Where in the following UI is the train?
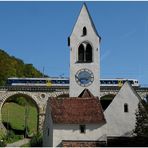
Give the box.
[6,77,140,87]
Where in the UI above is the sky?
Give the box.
[0,1,148,86]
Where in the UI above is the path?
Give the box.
[6,138,30,147]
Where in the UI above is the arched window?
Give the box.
[78,44,85,62]
[86,43,92,62]
[83,27,87,36]
[124,103,128,113]
[78,42,93,63]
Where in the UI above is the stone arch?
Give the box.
[0,91,40,132]
[100,94,116,111]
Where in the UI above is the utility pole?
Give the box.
[7,103,9,132]
[24,103,28,138]
[43,66,45,78]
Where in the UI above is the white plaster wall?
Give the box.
[104,82,140,137]
[69,4,100,97]
[53,123,106,147]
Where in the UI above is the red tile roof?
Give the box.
[49,94,105,124]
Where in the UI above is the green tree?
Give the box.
[133,102,148,137]
[0,49,44,86]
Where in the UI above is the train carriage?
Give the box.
[6,77,139,87]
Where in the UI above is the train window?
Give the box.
[21,80,26,83]
[129,81,134,84]
[30,80,33,83]
[65,80,69,84]
[113,81,117,84]
[51,80,55,84]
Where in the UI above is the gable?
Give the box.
[105,82,141,113]
[104,82,141,136]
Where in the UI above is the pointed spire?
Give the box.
[82,3,100,37]
[70,3,100,38]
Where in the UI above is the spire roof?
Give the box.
[82,3,100,38]
[70,3,101,39]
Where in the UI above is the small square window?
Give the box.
[80,125,86,133]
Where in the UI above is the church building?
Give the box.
[43,3,142,147]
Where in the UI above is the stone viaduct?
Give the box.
[0,86,148,132]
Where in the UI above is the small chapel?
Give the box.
[43,3,142,147]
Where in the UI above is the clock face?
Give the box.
[75,69,94,87]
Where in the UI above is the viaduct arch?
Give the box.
[0,89,69,132]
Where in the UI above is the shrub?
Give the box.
[0,139,6,147]
[3,130,23,144]
[29,132,43,147]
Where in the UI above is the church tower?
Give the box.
[68,3,101,97]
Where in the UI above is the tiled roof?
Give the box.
[49,95,105,124]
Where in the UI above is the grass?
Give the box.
[0,129,6,139]
[2,102,38,135]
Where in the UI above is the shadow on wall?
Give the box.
[100,94,116,111]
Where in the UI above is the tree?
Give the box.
[0,49,43,86]
[133,102,148,137]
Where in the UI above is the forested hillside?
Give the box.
[0,49,43,85]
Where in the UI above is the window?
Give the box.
[78,44,85,62]
[80,125,86,133]
[83,27,87,36]
[47,128,49,136]
[124,103,128,113]
[68,37,70,46]
[86,44,92,62]
[78,42,92,63]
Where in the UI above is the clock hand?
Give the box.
[75,75,80,81]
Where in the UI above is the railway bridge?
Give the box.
[0,85,148,131]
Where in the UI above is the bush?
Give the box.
[3,130,23,144]
[29,132,42,147]
[0,139,6,147]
